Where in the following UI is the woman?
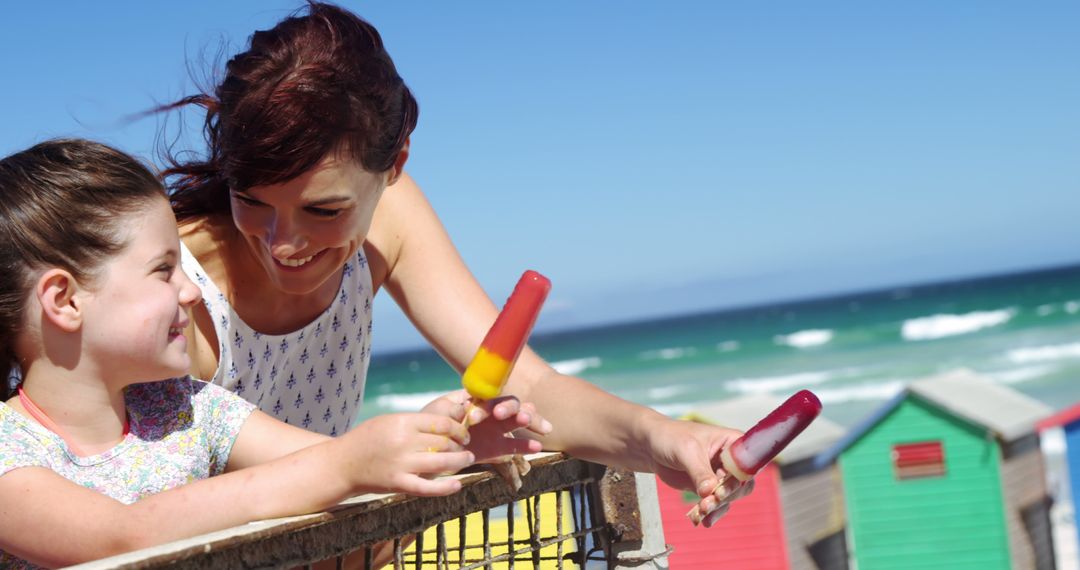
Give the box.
[164,1,745,527]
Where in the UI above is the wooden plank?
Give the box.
[68,453,598,569]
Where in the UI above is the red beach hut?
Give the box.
[656,393,846,569]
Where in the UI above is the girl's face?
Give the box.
[229,153,389,296]
[80,198,202,383]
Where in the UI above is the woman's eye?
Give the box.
[307,207,342,218]
[233,194,263,207]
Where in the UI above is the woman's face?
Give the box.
[229,153,389,296]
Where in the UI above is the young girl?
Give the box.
[0,139,541,568]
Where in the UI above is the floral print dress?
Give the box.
[0,377,255,568]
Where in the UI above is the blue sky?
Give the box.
[3,2,1078,351]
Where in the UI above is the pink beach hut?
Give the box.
[656,393,846,569]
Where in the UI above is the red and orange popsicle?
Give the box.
[462,270,551,401]
[688,389,822,525]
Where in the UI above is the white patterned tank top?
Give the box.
[180,242,373,437]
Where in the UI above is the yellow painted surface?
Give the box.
[387,491,579,569]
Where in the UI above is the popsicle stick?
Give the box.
[460,400,530,490]
[686,474,744,526]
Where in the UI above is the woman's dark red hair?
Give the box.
[161,1,418,221]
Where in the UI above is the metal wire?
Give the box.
[393,481,615,569]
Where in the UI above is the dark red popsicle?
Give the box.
[688,389,822,525]
[720,389,823,481]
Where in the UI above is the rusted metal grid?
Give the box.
[68,452,649,569]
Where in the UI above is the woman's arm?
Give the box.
[0,411,472,567]
[371,174,742,506]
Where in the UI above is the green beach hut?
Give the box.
[816,369,1054,570]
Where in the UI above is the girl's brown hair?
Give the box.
[0,139,165,397]
[161,1,418,221]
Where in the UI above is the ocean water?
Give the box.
[361,264,1080,430]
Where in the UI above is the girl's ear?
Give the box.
[36,269,83,333]
[385,138,410,187]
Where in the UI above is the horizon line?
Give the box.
[373,257,1080,357]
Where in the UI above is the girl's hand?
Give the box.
[422,390,549,462]
[340,412,475,496]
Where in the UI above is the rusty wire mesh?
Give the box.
[388,481,609,569]
[69,453,644,570]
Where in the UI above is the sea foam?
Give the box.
[725,369,851,395]
[551,356,602,376]
[985,365,1056,384]
[373,390,450,412]
[717,340,741,353]
[638,347,697,361]
[814,380,906,404]
[774,329,834,348]
[647,384,693,400]
[1006,342,1080,364]
[1035,301,1080,316]
[901,309,1015,341]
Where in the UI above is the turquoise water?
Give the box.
[361,264,1080,429]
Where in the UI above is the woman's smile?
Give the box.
[273,249,328,271]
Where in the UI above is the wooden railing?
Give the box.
[66,453,670,569]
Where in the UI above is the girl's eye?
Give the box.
[156,264,175,277]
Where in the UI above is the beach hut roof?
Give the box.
[815,369,1051,468]
[909,369,1051,440]
[687,393,845,464]
[1037,402,1080,431]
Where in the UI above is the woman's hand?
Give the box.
[422,390,549,462]
[339,412,475,496]
[642,416,754,528]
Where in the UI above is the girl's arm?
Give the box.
[371,174,742,508]
[0,411,472,567]
[223,409,330,471]
[223,399,545,475]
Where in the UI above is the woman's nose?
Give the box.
[266,213,308,258]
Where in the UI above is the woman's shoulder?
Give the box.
[179,216,244,299]
[366,172,438,289]
[179,217,232,265]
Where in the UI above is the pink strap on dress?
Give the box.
[17,385,128,457]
